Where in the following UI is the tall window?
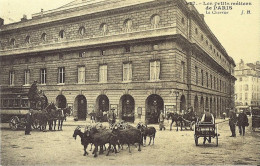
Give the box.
[195,66,198,84]
[10,38,15,46]
[100,23,108,35]
[59,30,65,39]
[181,61,185,82]
[217,78,219,90]
[124,19,133,32]
[9,71,15,86]
[99,64,107,83]
[206,72,208,87]
[123,62,132,82]
[210,74,212,89]
[40,68,47,84]
[24,70,30,85]
[201,70,204,86]
[25,36,30,44]
[58,67,65,84]
[78,66,85,84]
[220,80,222,91]
[150,60,160,81]
[151,14,160,28]
[41,33,47,41]
[79,26,86,36]
[214,76,216,89]
[244,84,248,91]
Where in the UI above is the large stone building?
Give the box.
[235,60,260,106]
[0,0,236,123]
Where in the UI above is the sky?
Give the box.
[0,0,259,65]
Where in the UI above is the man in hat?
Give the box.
[229,108,237,137]
[108,109,116,126]
[200,108,214,144]
[25,109,33,135]
[159,110,166,131]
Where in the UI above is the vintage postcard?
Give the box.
[0,0,259,165]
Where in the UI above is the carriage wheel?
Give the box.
[32,119,40,130]
[9,116,19,130]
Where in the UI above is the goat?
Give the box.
[137,123,156,146]
[85,127,118,157]
[72,126,91,156]
[112,127,142,153]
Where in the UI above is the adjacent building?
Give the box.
[0,0,236,123]
[235,60,260,106]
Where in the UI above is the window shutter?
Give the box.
[156,61,160,80]
[129,63,132,81]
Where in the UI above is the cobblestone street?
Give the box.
[1,118,260,165]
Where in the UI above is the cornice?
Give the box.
[0,26,177,57]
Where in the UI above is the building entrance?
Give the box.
[121,95,135,123]
[56,95,66,108]
[145,94,164,124]
[75,95,87,120]
[96,95,109,122]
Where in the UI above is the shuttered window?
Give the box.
[150,60,160,81]
[99,65,107,83]
[78,66,85,84]
[24,70,30,85]
[123,63,132,82]
[9,71,15,86]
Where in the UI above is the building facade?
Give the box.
[235,60,260,106]
[0,0,236,123]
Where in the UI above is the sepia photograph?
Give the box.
[0,0,259,165]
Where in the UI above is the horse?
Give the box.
[166,112,184,131]
[56,107,71,131]
[182,110,199,130]
[45,103,59,131]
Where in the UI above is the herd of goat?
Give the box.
[73,122,156,157]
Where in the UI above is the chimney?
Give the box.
[0,18,4,27]
[21,14,27,21]
[41,9,44,17]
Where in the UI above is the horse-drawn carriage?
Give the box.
[167,109,198,131]
[251,106,260,131]
[0,84,71,131]
[194,121,219,146]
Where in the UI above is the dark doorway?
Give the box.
[56,95,66,108]
[75,95,87,120]
[145,94,164,124]
[194,96,199,114]
[200,97,204,117]
[180,95,186,113]
[96,95,109,122]
[120,95,135,123]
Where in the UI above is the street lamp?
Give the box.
[175,91,179,113]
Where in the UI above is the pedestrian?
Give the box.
[229,108,237,137]
[237,109,249,136]
[25,109,33,135]
[200,108,214,144]
[90,111,96,124]
[108,109,116,126]
[223,112,226,120]
[159,110,166,131]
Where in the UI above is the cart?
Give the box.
[251,106,260,132]
[194,122,219,146]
